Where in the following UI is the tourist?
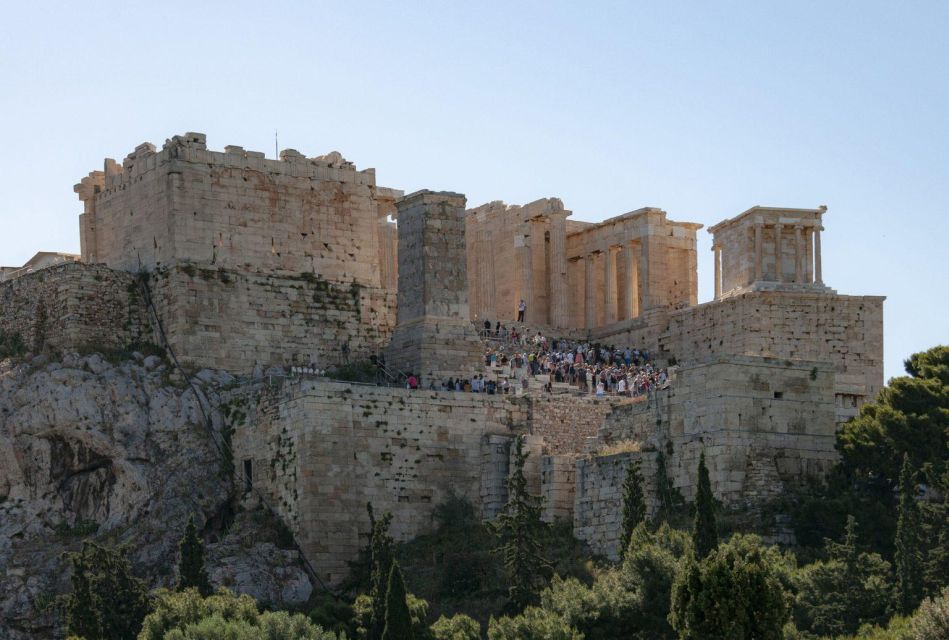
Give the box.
[517,299,526,322]
[407,373,418,390]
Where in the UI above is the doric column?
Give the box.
[793,225,803,283]
[479,229,496,317]
[604,246,617,324]
[814,226,823,284]
[548,213,568,326]
[517,231,533,322]
[623,241,638,319]
[713,243,722,299]
[584,253,595,329]
[774,223,784,282]
[754,222,763,282]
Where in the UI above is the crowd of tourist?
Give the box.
[427,320,672,397]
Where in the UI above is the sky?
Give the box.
[1,1,946,381]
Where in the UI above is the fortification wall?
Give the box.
[147,265,396,373]
[572,356,838,558]
[232,380,528,585]
[0,262,146,355]
[528,395,631,455]
[574,452,659,559]
[77,134,402,288]
[598,290,884,417]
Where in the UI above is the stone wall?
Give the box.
[76,134,402,287]
[147,264,396,373]
[232,380,528,584]
[573,452,659,560]
[596,289,885,420]
[529,395,630,454]
[0,262,145,355]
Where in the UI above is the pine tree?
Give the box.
[491,434,549,611]
[368,505,395,640]
[177,515,212,596]
[692,451,718,558]
[619,458,646,560]
[895,453,923,614]
[382,561,414,640]
[65,552,102,640]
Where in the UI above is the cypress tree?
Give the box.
[491,434,549,611]
[65,552,102,640]
[63,541,150,640]
[369,507,395,640]
[382,561,414,640]
[619,458,646,560]
[654,448,683,523]
[692,451,718,558]
[176,515,212,596]
[895,453,923,614]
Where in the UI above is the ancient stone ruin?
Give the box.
[1,132,885,583]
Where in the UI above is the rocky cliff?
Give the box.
[0,352,312,639]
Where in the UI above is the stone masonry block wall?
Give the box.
[78,134,401,287]
[529,395,629,454]
[542,454,578,523]
[0,262,146,354]
[658,290,885,401]
[574,452,659,560]
[148,264,395,372]
[232,380,527,585]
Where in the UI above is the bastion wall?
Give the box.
[0,262,146,355]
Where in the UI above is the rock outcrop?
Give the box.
[0,353,311,639]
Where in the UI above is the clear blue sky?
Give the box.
[1,1,946,381]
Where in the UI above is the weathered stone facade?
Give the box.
[0,262,146,354]
[386,191,483,384]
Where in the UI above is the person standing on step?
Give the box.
[517,299,526,322]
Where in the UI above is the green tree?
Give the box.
[669,534,791,640]
[491,434,549,611]
[619,459,646,560]
[653,449,684,524]
[911,587,949,639]
[64,552,101,640]
[924,470,949,596]
[895,454,924,615]
[837,345,948,486]
[139,588,336,640]
[177,515,212,596]
[430,613,480,640]
[382,562,414,640]
[487,607,583,640]
[368,504,395,640]
[692,452,718,558]
[63,541,151,640]
[793,515,893,636]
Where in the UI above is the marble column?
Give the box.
[623,242,639,319]
[793,225,803,283]
[604,246,617,324]
[774,223,784,282]
[814,226,823,284]
[517,232,532,322]
[754,223,763,282]
[548,214,568,326]
[584,253,595,329]
[713,243,722,299]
